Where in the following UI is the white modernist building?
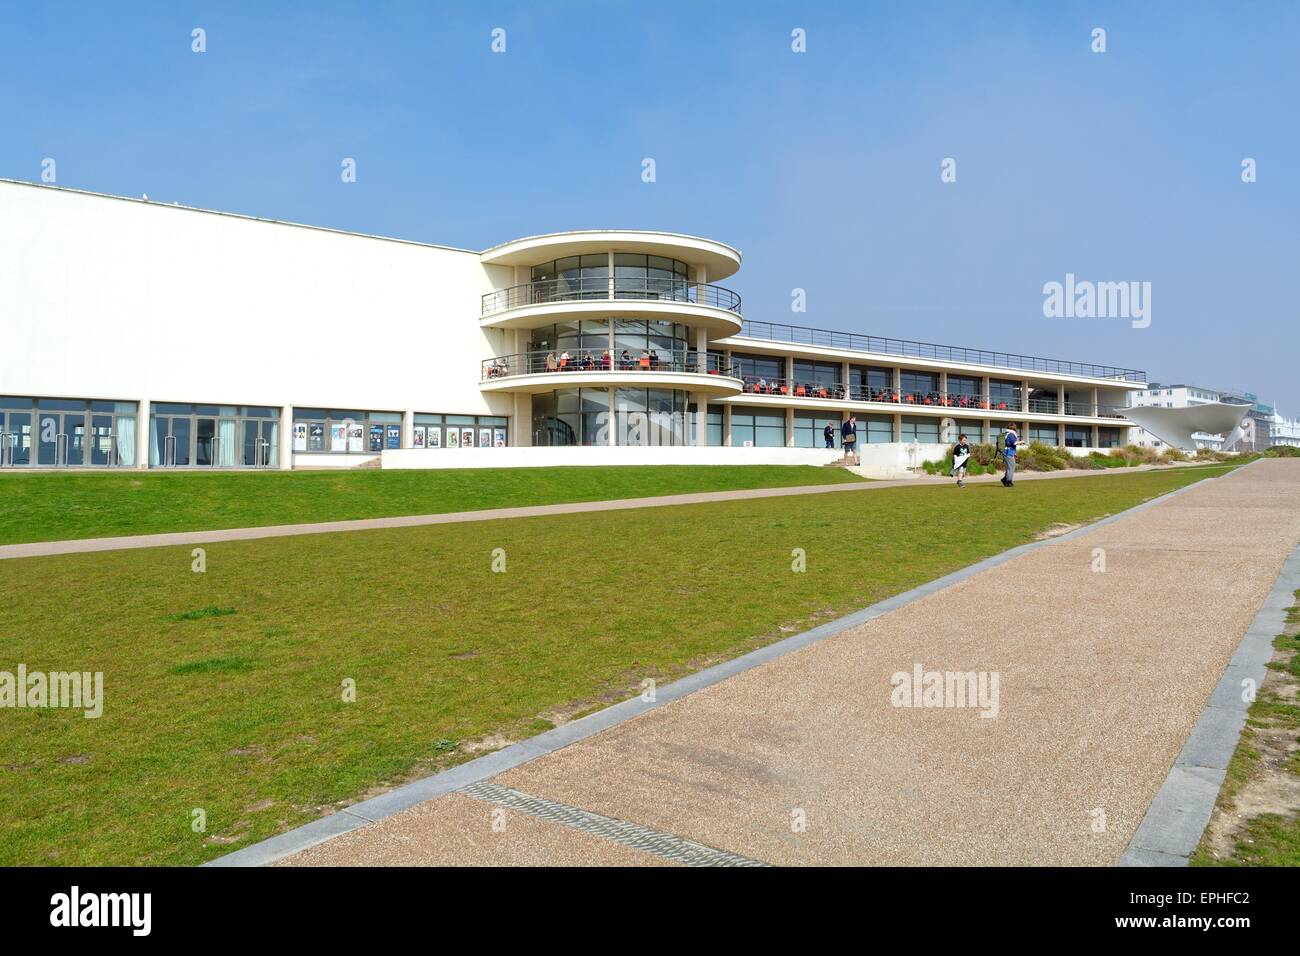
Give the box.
[1,179,1146,472]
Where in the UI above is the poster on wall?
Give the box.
[493,429,506,448]
[329,423,348,453]
[386,425,401,449]
[309,423,325,452]
[368,425,384,452]
[478,428,491,448]
[413,427,425,449]
[293,423,308,452]
[461,428,475,448]
[446,428,459,449]
[428,427,441,449]
[348,423,365,453]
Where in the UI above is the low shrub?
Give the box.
[1265,445,1300,458]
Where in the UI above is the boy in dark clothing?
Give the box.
[823,423,835,449]
[951,433,972,488]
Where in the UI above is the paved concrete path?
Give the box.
[268,459,1300,867]
[0,461,1198,560]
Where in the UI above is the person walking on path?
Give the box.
[841,415,859,465]
[823,422,835,449]
[1001,425,1021,486]
[952,433,972,488]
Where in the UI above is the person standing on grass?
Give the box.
[952,433,972,488]
[842,415,859,465]
[1001,424,1021,486]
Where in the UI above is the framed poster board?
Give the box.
[329,423,348,453]
[493,428,506,448]
[478,428,491,448]
[412,426,425,449]
[292,423,307,452]
[428,427,442,449]
[348,423,365,453]
[385,424,401,449]
[368,424,384,452]
[446,428,459,449]
[460,428,475,448]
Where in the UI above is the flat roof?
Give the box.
[733,320,1147,384]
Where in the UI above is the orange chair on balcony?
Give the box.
[795,384,807,397]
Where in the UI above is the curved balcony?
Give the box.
[480,277,743,333]
[480,349,744,396]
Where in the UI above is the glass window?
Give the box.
[793,410,841,447]
[1098,427,1122,448]
[864,415,894,443]
[1029,423,1061,444]
[900,371,939,399]
[989,379,1021,411]
[901,416,941,443]
[729,407,785,447]
[1065,427,1090,448]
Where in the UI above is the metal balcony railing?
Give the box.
[482,277,742,317]
[482,349,739,381]
[735,320,1146,383]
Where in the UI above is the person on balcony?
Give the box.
[545,352,558,373]
[620,349,633,370]
[559,350,571,370]
[601,350,612,370]
[639,350,651,370]
[649,349,660,370]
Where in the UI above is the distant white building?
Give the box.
[1270,411,1300,448]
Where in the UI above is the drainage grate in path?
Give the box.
[459,781,768,867]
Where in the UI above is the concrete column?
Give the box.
[135,398,150,469]
[893,411,902,442]
[939,371,948,402]
[724,404,733,446]
[279,405,293,470]
[607,386,617,447]
[982,375,991,410]
[513,393,532,446]
[1057,382,1065,415]
[1058,422,1065,447]
[1022,379,1030,413]
[1092,424,1100,449]
[842,360,851,400]
[786,406,795,447]
[402,410,414,449]
[607,251,615,300]
[786,354,794,392]
[1092,387,1099,416]
[694,392,708,447]
[695,325,708,374]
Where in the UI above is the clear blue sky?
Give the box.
[3,2,1296,411]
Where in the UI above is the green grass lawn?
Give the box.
[1192,591,1300,867]
[0,463,1241,865]
[0,465,864,545]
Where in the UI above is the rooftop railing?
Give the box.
[734,320,1147,383]
[482,277,742,317]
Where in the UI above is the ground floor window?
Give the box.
[793,410,841,448]
[1,396,138,468]
[1097,426,1123,448]
[1064,426,1090,448]
[730,406,785,447]
[691,404,724,446]
[1028,423,1061,444]
[950,418,985,443]
[900,415,941,443]
[415,413,507,449]
[292,409,398,455]
[153,403,279,467]
[615,388,690,446]
[858,414,891,443]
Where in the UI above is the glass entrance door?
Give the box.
[35,411,87,466]
[195,418,217,466]
[242,420,277,467]
[154,416,192,467]
[1,412,32,466]
[89,415,115,466]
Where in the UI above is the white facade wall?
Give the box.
[0,181,507,417]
